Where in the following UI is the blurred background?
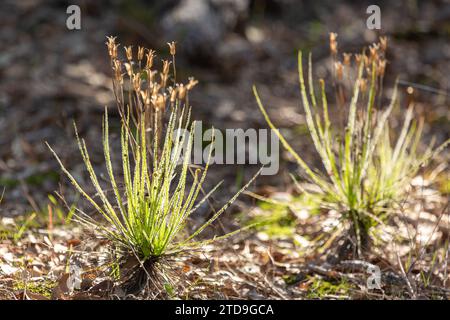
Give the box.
[0,0,449,216]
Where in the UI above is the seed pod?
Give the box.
[106,36,118,59]
[137,46,145,62]
[132,74,142,91]
[160,74,168,88]
[369,44,379,62]
[140,90,150,106]
[178,84,186,100]
[113,59,123,83]
[112,45,118,60]
[125,63,133,77]
[145,50,155,70]
[162,60,171,75]
[155,94,166,111]
[167,41,176,56]
[124,46,133,61]
[152,83,161,97]
[160,60,172,88]
[148,70,156,84]
[186,77,198,91]
[169,87,177,103]
[363,55,370,67]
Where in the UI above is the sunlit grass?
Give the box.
[47,39,259,292]
[254,37,449,254]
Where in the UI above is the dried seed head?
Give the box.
[377,59,386,77]
[148,70,156,83]
[363,54,370,67]
[162,60,171,75]
[124,46,133,61]
[112,45,119,60]
[106,36,118,59]
[334,61,343,81]
[140,90,150,105]
[106,38,195,114]
[112,59,121,71]
[145,50,155,70]
[178,84,186,100]
[167,41,176,56]
[125,63,133,77]
[106,36,116,48]
[152,83,161,97]
[186,77,198,91]
[369,44,379,63]
[379,36,387,52]
[160,60,172,88]
[169,86,177,103]
[132,73,142,91]
[343,53,352,66]
[113,59,123,83]
[137,46,145,62]
[160,74,168,88]
[329,32,338,42]
[155,94,166,111]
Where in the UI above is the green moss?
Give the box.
[282,273,305,285]
[164,282,175,298]
[306,276,352,299]
[13,279,57,298]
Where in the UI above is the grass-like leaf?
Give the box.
[47,39,260,288]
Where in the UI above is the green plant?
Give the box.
[241,192,321,240]
[254,36,449,255]
[13,278,57,299]
[47,194,76,225]
[47,38,258,292]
